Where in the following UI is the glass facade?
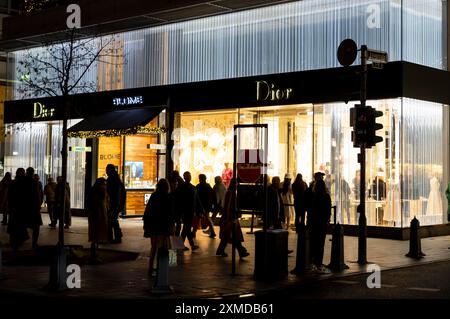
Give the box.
[9,0,445,99]
[3,120,86,209]
[173,98,449,228]
[96,115,164,215]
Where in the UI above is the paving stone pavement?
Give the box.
[1,215,449,299]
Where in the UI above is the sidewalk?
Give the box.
[1,215,450,299]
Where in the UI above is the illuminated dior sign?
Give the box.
[256,80,293,102]
[33,102,55,119]
[112,96,144,106]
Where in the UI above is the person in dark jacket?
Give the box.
[24,167,43,249]
[106,164,125,243]
[177,171,199,251]
[308,179,331,271]
[143,178,175,276]
[7,168,29,250]
[292,173,308,230]
[0,172,12,225]
[170,170,184,237]
[196,174,216,238]
[266,176,283,229]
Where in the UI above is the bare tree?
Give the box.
[16,28,123,251]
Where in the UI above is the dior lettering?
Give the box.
[256,80,293,102]
[33,102,55,119]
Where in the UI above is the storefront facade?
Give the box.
[2,0,449,236]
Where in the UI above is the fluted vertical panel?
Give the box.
[9,0,444,99]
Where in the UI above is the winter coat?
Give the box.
[87,189,109,243]
[143,191,175,237]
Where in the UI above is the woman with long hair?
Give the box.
[143,178,175,276]
[292,173,308,229]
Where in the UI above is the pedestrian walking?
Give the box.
[0,172,12,225]
[267,176,283,229]
[292,173,308,229]
[7,168,29,250]
[177,171,199,251]
[308,179,331,271]
[143,178,175,276]
[281,174,294,230]
[212,176,226,221]
[87,178,110,263]
[216,178,249,258]
[24,167,43,249]
[55,176,71,229]
[196,174,216,238]
[44,177,57,228]
[170,170,184,237]
[106,164,125,243]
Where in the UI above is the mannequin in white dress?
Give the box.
[426,176,443,215]
[384,178,401,226]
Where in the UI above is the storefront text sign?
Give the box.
[256,80,293,102]
[112,95,144,106]
[33,102,55,119]
[99,154,120,160]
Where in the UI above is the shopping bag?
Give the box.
[169,236,185,250]
[168,249,177,267]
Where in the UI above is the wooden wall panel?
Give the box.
[98,136,123,178]
[126,190,153,215]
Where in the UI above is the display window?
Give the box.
[173,99,448,228]
[96,116,162,215]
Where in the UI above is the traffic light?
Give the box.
[350,105,384,148]
[350,105,371,147]
[366,107,384,148]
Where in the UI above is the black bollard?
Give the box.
[290,223,311,275]
[328,223,349,271]
[152,246,173,294]
[47,245,69,291]
[406,217,426,259]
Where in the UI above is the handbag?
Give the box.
[169,236,185,250]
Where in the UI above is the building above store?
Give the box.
[0,0,295,51]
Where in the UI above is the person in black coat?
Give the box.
[177,171,200,250]
[7,168,29,250]
[169,170,184,237]
[266,176,283,229]
[106,164,125,243]
[308,179,331,270]
[292,173,308,230]
[196,174,217,238]
[143,178,175,276]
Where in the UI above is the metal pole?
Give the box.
[358,45,368,265]
[231,127,237,275]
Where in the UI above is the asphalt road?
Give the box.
[263,259,450,300]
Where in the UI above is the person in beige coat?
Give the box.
[87,178,110,263]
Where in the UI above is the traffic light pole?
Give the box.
[357,45,368,265]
